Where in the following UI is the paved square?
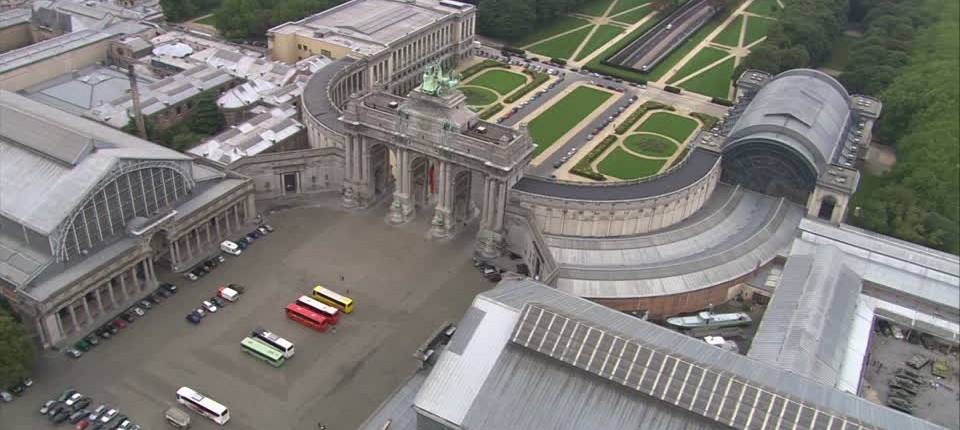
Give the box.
[0,200,491,430]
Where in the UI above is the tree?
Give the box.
[187,92,225,136]
[0,311,34,387]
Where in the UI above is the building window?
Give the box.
[321,49,331,57]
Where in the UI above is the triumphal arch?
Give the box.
[338,64,535,257]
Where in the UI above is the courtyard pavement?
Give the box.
[0,198,492,430]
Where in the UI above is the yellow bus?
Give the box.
[312,286,353,314]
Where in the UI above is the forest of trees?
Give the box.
[847,0,959,254]
[159,0,222,22]
[0,305,33,388]
[462,0,597,42]
[212,0,348,40]
[738,0,849,73]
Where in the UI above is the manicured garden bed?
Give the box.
[597,147,667,179]
[460,86,499,106]
[467,69,528,95]
[623,133,679,157]
[635,111,699,142]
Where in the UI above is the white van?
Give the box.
[220,240,241,256]
[217,286,239,302]
[164,406,191,429]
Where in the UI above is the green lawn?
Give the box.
[610,5,651,24]
[576,0,616,17]
[746,0,781,16]
[528,86,612,156]
[711,15,743,47]
[743,15,772,46]
[610,0,649,15]
[623,133,679,157]
[527,26,593,60]
[821,34,855,70]
[575,25,624,61]
[680,57,734,99]
[635,112,700,142]
[677,56,735,99]
[195,14,217,26]
[460,86,499,106]
[598,147,667,179]
[517,16,591,47]
[466,69,527,95]
[667,47,729,84]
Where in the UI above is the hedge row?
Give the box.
[480,103,504,120]
[690,112,720,129]
[504,70,550,103]
[614,101,674,135]
[710,97,733,106]
[664,85,682,94]
[668,147,690,168]
[570,135,618,181]
[461,60,509,80]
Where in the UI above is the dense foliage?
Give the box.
[848,0,959,254]
[0,307,33,387]
[123,91,225,151]
[465,0,596,41]
[739,0,848,73]
[839,0,933,95]
[160,0,222,22]
[212,0,348,40]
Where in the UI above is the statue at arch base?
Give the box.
[475,228,504,259]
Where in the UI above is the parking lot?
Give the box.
[0,200,492,430]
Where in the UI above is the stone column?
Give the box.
[82,299,91,324]
[119,273,129,300]
[107,280,116,307]
[131,264,141,292]
[194,230,202,254]
[95,288,105,314]
[67,305,78,333]
[430,161,453,238]
[54,312,65,338]
[475,176,506,258]
[388,148,415,224]
[342,134,360,208]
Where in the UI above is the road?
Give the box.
[0,200,491,430]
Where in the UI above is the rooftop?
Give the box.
[188,105,302,164]
[0,90,191,235]
[410,280,946,430]
[0,7,29,29]
[267,0,470,56]
[30,0,162,32]
[90,64,234,128]
[0,29,112,75]
[21,65,157,117]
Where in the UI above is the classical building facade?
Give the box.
[268,0,476,96]
[336,66,534,255]
[0,91,255,348]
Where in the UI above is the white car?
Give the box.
[202,300,218,313]
[100,408,118,423]
[65,392,82,407]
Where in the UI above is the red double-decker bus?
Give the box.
[296,295,340,325]
[284,303,328,331]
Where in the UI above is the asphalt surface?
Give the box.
[0,200,491,430]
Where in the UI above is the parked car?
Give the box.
[96,328,111,339]
[227,283,246,294]
[210,296,225,308]
[245,231,259,241]
[99,408,119,423]
[21,376,33,387]
[195,307,206,318]
[220,240,242,256]
[117,419,134,430]
[103,324,118,334]
[65,392,83,407]
[0,391,13,402]
[146,293,163,304]
[202,300,218,313]
[52,409,72,424]
[58,388,78,402]
[74,397,92,411]
[49,401,69,416]
[155,288,173,299]
[112,319,127,329]
[184,271,199,281]
[8,382,25,396]
[88,405,107,421]
[83,336,98,347]
[186,312,203,325]
[40,400,57,414]
[138,299,153,310]
[65,348,83,358]
[121,311,137,323]
[74,418,92,430]
[257,226,269,236]
[160,283,177,294]
[69,409,89,423]
[75,339,92,352]
[107,415,128,430]
[218,286,239,302]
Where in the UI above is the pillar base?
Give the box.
[430,211,452,239]
[475,228,504,259]
[387,197,414,224]
[341,186,359,209]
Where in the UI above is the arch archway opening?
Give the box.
[721,141,818,204]
[818,195,838,221]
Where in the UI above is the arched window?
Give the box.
[818,195,837,221]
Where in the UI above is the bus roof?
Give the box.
[298,295,339,314]
[242,337,284,359]
[286,302,327,322]
[313,286,352,304]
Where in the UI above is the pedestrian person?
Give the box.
[340,274,345,282]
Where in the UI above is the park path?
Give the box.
[572,5,656,68]
[657,0,754,85]
[568,0,622,61]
